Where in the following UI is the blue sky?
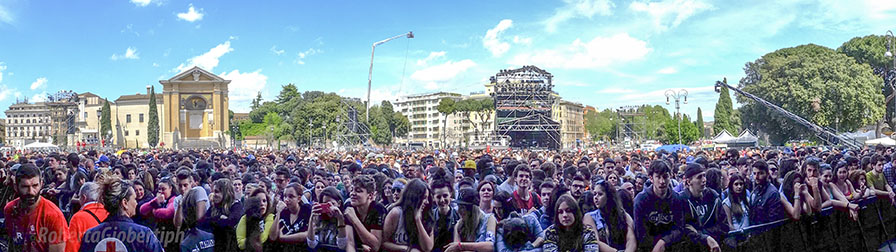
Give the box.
[0,0,894,120]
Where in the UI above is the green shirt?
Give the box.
[867,171,887,191]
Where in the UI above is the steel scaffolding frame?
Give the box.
[493,65,561,149]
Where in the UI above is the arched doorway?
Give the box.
[184,96,207,138]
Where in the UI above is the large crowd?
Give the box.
[2,145,896,252]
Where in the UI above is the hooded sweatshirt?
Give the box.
[680,188,730,245]
[633,184,686,250]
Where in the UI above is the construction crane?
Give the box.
[714,80,863,149]
[366,31,414,123]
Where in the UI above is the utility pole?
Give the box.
[367,31,414,123]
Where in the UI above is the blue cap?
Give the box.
[98,155,110,163]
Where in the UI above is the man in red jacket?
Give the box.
[66,182,109,252]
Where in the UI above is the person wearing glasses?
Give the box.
[866,154,896,203]
[79,174,163,252]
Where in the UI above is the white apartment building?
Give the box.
[5,102,52,148]
[393,92,463,148]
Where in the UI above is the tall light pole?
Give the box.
[665,89,688,145]
[367,31,414,123]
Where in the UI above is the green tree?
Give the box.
[633,105,671,139]
[664,115,700,145]
[147,86,160,148]
[738,44,884,144]
[713,78,737,135]
[392,113,410,138]
[101,99,112,141]
[251,92,262,111]
[437,98,456,146]
[469,98,494,142]
[838,35,894,131]
[695,107,705,138]
[584,108,619,142]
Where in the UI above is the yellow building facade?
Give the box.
[159,66,230,148]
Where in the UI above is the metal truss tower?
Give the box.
[334,99,371,147]
[492,65,561,149]
[616,105,646,143]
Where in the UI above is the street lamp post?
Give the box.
[366,32,414,123]
[665,89,688,145]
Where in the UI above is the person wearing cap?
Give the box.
[679,163,726,252]
[443,187,496,252]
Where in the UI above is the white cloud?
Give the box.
[110,47,140,60]
[30,92,47,103]
[30,77,47,90]
[295,48,322,65]
[218,69,267,112]
[410,59,477,90]
[0,85,13,102]
[512,36,532,45]
[657,67,678,74]
[152,63,159,67]
[0,62,5,83]
[0,4,14,25]
[130,0,153,7]
[174,41,233,73]
[629,0,714,32]
[482,19,513,57]
[270,45,285,55]
[544,0,614,32]
[416,51,446,66]
[596,87,636,94]
[509,33,650,69]
[176,4,204,22]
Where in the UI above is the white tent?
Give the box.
[23,142,60,152]
[712,130,736,143]
[865,137,896,146]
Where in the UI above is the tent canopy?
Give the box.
[24,142,57,149]
[656,144,691,153]
[865,137,896,147]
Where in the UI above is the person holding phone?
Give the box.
[306,186,354,252]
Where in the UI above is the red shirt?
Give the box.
[512,190,541,211]
[3,197,69,252]
[66,202,109,252]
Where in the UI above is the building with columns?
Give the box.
[159,66,230,149]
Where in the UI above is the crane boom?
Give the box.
[367,31,414,123]
[714,80,862,149]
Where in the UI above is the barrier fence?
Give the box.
[665,196,896,252]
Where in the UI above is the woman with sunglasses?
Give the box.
[79,174,164,251]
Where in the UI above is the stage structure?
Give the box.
[492,65,561,149]
[46,90,80,146]
[334,99,371,146]
[616,105,646,143]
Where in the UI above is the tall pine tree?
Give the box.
[713,78,735,135]
[696,107,705,138]
[148,86,160,147]
[101,99,112,142]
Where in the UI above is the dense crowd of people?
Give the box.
[2,145,896,252]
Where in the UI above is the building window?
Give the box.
[84,112,88,118]
[139,114,144,123]
[126,114,131,123]
[125,130,129,136]
[136,130,140,136]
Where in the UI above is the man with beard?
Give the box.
[4,164,68,252]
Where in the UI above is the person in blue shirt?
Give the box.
[80,174,163,252]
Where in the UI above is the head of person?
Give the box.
[634,174,648,194]
[180,188,202,229]
[752,160,771,185]
[848,170,867,191]
[157,177,178,199]
[514,164,532,190]
[501,214,531,250]
[232,177,244,199]
[275,169,290,191]
[318,186,344,221]
[684,163,706,193]
[430,177,453,212]
[14,164,42,208]
[803,158,820,178]
[456,187,482,242]
[133,180,146,200]
[539,181,555,208]
[820,164,834,184]
[620,182,635,197]
[350,175,377,208]
[834,161,849,184]
[781,171,804,201]
[283,183,304,212]
[478,180,496,204]
[493,190,514,221]
[872,154,886,173]
[648,160,672,193]
[176,168,194,195]
[211,179,235,211]
[571,175,587,199]
[100,174,137,217]
[79,182,100,204]
[553,194,585,251]
[593,179,627,246]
